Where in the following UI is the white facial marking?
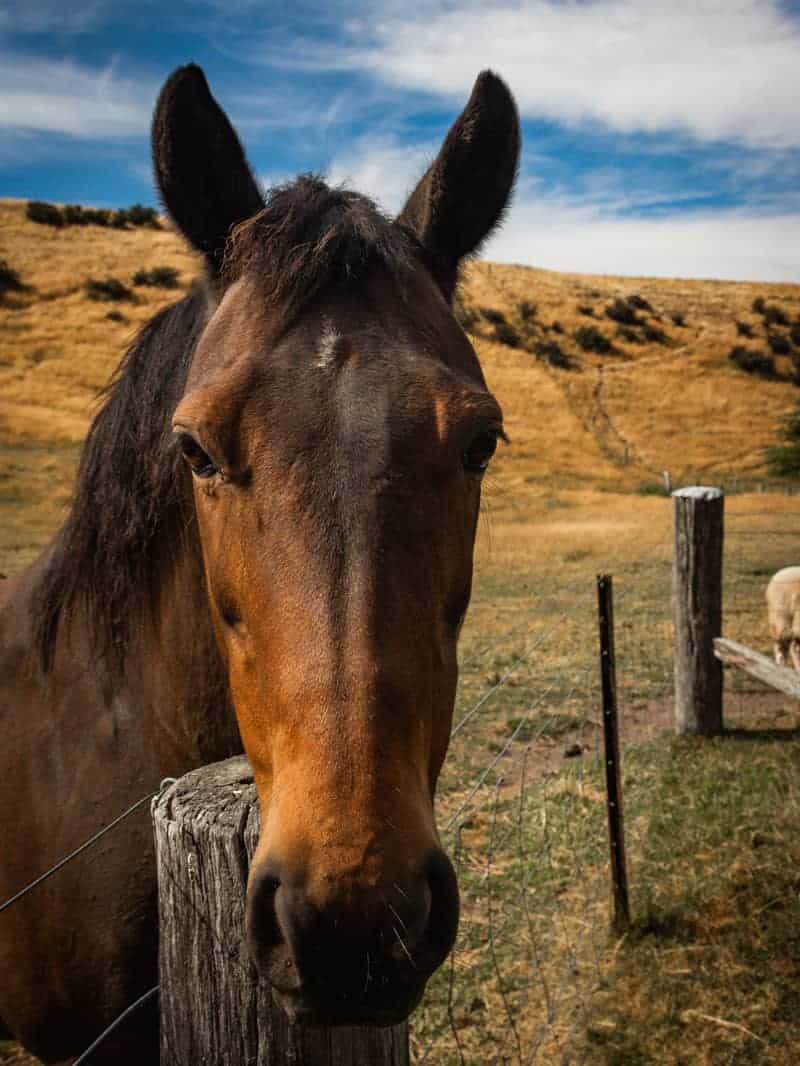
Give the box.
[315,319,340,369]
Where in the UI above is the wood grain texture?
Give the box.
[714,637,800,700]
[153,757,409,1066]
[672,487,724,735]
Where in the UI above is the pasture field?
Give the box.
[1,199,800,1064]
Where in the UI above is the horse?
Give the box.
[766,566,800,669]
[0,64,519,1063]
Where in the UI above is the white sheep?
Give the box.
[766,566,800,669]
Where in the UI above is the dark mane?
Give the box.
[224,175,423,317]
[33,287,207,673]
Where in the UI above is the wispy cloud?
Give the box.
[325,132,433,211]
[268,0,800,150]
[0,53,153,138]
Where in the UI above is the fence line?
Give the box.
[0,782,173,916]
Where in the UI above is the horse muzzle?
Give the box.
[246,846,459,1026]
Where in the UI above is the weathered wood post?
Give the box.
[153,757,410,1066]
[672,486,724,735]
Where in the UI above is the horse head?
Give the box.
[153,64,519,1026]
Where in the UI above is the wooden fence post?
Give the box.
[672,486,724,735]
[153,757,410,1066]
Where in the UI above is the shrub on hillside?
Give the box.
[642,323,670,345]
[105,310,128,323]
[133,266,180,289]
[752,296,766,315]
[790,322,800,348]
[86,277,134,302]
[605,297,641,326]
[735,320,754,337]
[617,326,645,344]
[767,331,791,355]
[765,403,800,477]
[480,307,506,325]
[728,345,775,379]
[493,321,521,347]
[671,311,686,327]
[628,293,654,313]
[26,201,64,227]
[0,259,25,297]
[534,340,573,369]
[577,304,594,316]
[551,321,564,334]
[517,300,537,322]
[764,304,789,327]
[118,204,161,228]
[575,324,613,353]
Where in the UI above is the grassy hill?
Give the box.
[2,195,799,575]
[2,198,800,1065]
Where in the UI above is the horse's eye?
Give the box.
[463,431,498,475]
[175,432,217,479]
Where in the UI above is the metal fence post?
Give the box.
[597,574,630,933]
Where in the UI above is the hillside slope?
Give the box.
[1,196,799,572]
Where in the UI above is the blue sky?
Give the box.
[2,0,800,281]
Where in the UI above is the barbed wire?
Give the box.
[0,779,175,916]
[72,985,160,1066]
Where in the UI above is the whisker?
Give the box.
[392,925,417,970]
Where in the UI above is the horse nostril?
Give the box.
[422,848,460,962]
[246,862,283,959]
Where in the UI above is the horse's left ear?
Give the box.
[152,64,264,276]
[397,71,520,299]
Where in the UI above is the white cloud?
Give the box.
[0,53,153,138]
[295,0,800,150]
[325,133,434,212]
[274,132,800,281]
[485,187,800,282]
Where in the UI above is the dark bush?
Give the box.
[790,322,800,347]
[62,204,88,226]
[551,321,564,334]
[617,326,645,344]
[637,481,670,496]
[735,320,753,337]
[133,266,180,289]
[728,345,775,379]
[577,304,594,316]
[752,296,766,314]
[105,310,127,323]
[605,297,641,326]
[575,325,613,353]
[767,331,791,355]
[517,300,537,322]
[121,204,161,228]
[764,304,789,327]
[671,311,686,327]
[493,321,521,347]
[480,307,506,325]
[86,277,134,302]
[26,200,64,227]
[765,404,800,477]
[0,259,25,296]
[642,323,670,345]
[628,293,654,312]
[534,341,573,369]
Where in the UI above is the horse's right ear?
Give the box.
[152,65,264,276]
